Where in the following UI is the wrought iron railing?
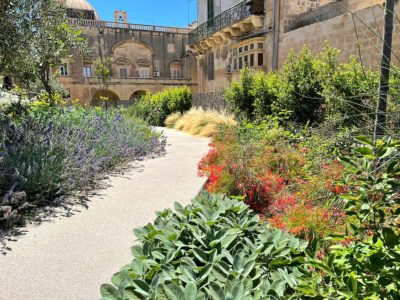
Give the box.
[189,0,263,45]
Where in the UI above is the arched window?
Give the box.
[170,61,182,79]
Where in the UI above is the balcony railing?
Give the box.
[189,0,263,45]
[68,18,189,34]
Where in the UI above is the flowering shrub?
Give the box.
[296,137,400,299]
[0,107,165,229]
[198,122,348,239]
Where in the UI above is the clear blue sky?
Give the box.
[89,0,197,28]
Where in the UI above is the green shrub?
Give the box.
[101,193,308,300]
[225,67,255,120]
[252,72,281,121]
[322,58,379,128]
[273,46,327,125]
[224,44,395,130]
[131,86,192,126]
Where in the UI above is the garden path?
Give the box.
[0,128,209,300]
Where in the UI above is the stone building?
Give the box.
[58,0,197,104]
[189,0,400,100]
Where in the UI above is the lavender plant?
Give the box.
[0,107,165,229]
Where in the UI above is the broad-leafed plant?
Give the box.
[101,193,308,300]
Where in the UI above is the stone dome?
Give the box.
[63,0,100,20]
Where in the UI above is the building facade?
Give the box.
[58,0,197,105]
[189,0,400,97]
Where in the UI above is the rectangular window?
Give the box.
[239,57,243,69]
[258,53,264,66]
[239,47,243,54]
[140,68,149,78]
[258,42,264,49]
[60,64,68,76]
[83,66,92,78]
[120,68,128,78]
[207,52,214,80]
[233,58,238,70]
[244,55,248,67]
[244,45,248,52]
[172,69,181,79]
[250,43,255,50]
[250,54,254,67]
[207,0,214,20]
[233,48,237,56]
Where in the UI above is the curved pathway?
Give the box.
[0,128,209,300]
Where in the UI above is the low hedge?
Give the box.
[101,193,308,299]
[131,86,192,126]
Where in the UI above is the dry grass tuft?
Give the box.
[165,108,236,137]
[165,112,182,128]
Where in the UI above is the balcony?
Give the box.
[189,0,265,51]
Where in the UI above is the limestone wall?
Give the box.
[278,3,400,69]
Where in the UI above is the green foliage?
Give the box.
[274,46,326,125]
[225,67,255,120]
[95,57,113,86]
[322,58,379,127]
[0,0,88,103]
[101,193,308,299]
[252,72,281,121]
[131,86,192,126]
[296,137,400,299]
[224,44,396,129]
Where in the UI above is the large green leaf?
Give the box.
[100,284,119,300]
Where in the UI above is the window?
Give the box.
[244,55,248,67]
[120,68,128,78]
[139,68,149,78]
[170,62,182,79]
[207,0,214,20]
[60,64,68,76]
[118,14,124,23]
[172,69,181,79]
[83,66,92,78]
[207,52,214,81]
[231,39,265,71]
[258,53,264,66]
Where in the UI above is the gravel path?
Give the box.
[0,128,209,300]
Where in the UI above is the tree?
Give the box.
[0,0,87,105]
[95,57,113,109]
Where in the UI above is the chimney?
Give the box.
[114,10,128,23]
